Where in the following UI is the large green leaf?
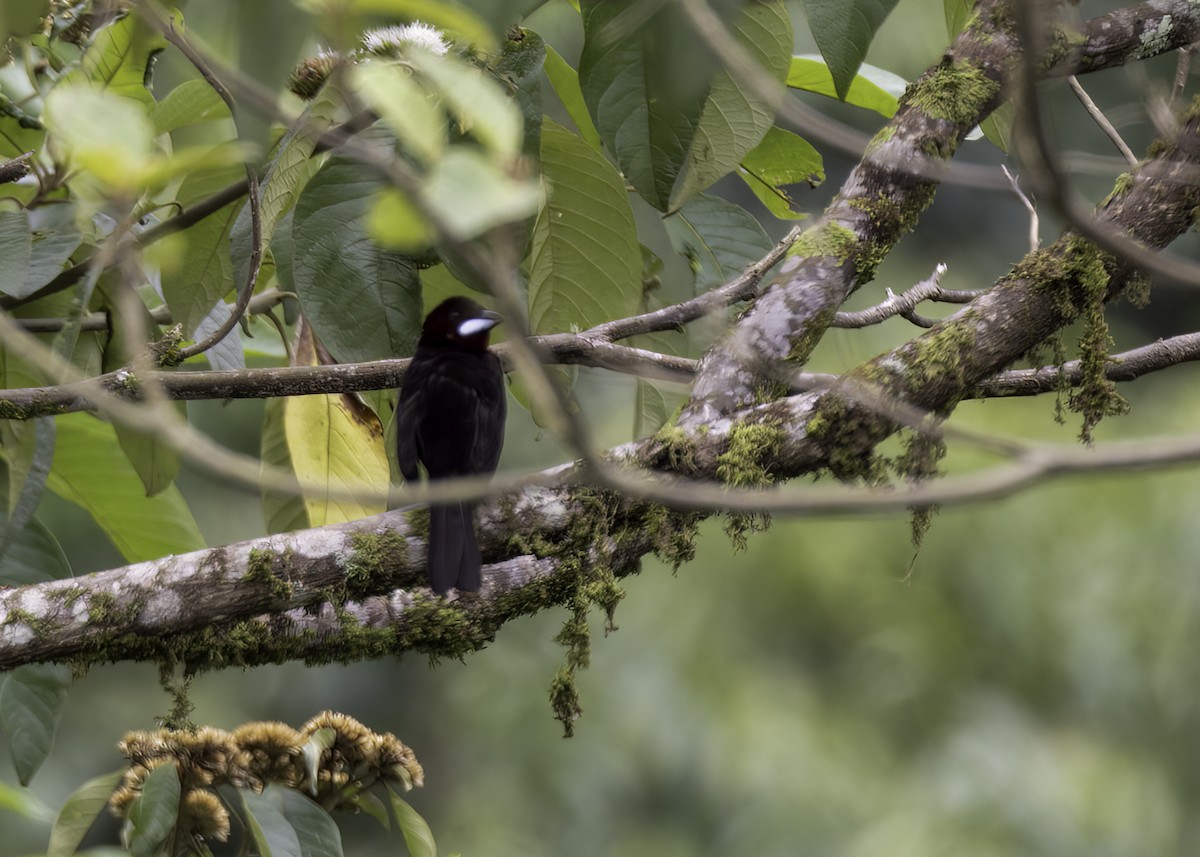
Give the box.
[126,761,180,857]
[280,786,344,857]
[543,44,601,151]
[578,0,737,210]
[292,156,423,363]
[240,786,302,857]
[0,206,81,299]
[231,98,333,293]
[283,328,389,527]
[160,166,244,338]
[47,413,205,563]
[738,125,824,220]
[669,0,792,210]
[149,79,230,137]
[799,0,901,100]
[386,787,436,857]
[787,54,904,118]
[663,193,773,294]
[0,664,69,785]
[47,770,124,857]
[528,120,640,335]
[69,14,165,108]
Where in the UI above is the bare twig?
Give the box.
[1001,166,1040,254]
[831,264,979,329]
[1066,75,1138,167]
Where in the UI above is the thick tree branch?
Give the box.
[679,0,1016,427]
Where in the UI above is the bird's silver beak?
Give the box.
[456,310,502,338]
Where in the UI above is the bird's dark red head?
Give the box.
[419,297,502,351]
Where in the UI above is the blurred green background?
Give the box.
[10,0,1200,854]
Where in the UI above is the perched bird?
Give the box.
[396,297,506,594]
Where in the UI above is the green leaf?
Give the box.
[126,762,180,857]
[945,0,975,37]
[979,100,1014,152]
[261,398,310,535]
[787,55,904,117]
[422,149,543,241]
[47,413,205,563]
[240,786,302,857]
[160,165,244,338]
[0,515,70,586]
[42,84,154,192]
[738,125,824,220]
[366,187,435,252]
[0,0,48,43]
[300,728,335,797]
[387,787,436,857]
[663,193,773,294]
[100,286,184,495]
[0,778,52,820]
[634,379,669,439]
[292,155,423,364]
[350,61,446,166]
[283,391,389,527]
[0,416,56,553]
[542,44,601,151]
[407,49,524,160]
[231,98,333,293]
[47,770,124,857]
[347,791,390,829]
[70,14,166,108]
[280,787,343,857]
[0,206,82,299]
[149,79,230,136]
[799,0,901,100]
[579,0,733,210]
[0,211,31,298]
[669,0,793,210]
[528,120,641,335]
[493,26,546,158]
[0,664,69,785]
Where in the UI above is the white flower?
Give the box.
[361,22,449,57]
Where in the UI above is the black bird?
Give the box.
[396,297,506,594]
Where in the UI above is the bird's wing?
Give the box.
[412,362,486,479]
[469,353,506,474]
[395,361,428,483]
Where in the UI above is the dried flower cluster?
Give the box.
[109,712,423,845]
[286,21,451,99]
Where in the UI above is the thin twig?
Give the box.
[1001,165,1039,253]
[831,264,980,329]
[1066,75,1138,167]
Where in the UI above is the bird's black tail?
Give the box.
[427,502,482,594]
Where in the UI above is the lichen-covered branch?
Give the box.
[679,0,1015,427]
